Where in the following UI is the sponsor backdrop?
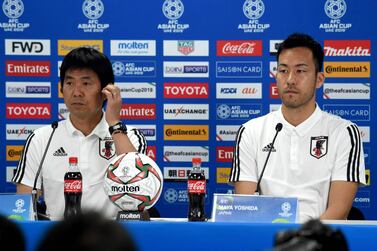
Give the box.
[0,0,376,218]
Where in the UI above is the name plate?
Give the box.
[211,193,298,223]
[0,194,33,221]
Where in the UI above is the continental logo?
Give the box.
[164,125,209,141]
[216,168,231,183]
[324,62,370,78]
[58,40,103,56]
[6,145,23,161]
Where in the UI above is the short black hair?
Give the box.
[37,211,138,251]
[60,47,114,90]
[277,33,324,72]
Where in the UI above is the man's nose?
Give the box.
[72,84,84,96]
[286,72,296,87]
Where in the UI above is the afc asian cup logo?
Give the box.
[217,104,231,119]
[278,202,293,217]
[2,0,24,19]
[112,61,126,77]
[164,188,178,203]
[162,0,184,20]
[243,0,265,20]
[324,0,347,19]
[82,0,104,20]
[12,199,26,213]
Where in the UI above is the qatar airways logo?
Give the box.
[6,103,51,119]
[324,40,371,56]
[164,83,209,98]
[217,40,262,56]
[6,61,50,76]
[120,104,156,120]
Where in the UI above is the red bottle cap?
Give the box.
[69,157,78,164]
[192,158,201,165]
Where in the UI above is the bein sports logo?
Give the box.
[82,0,104,20]
[162,0,184,20]
[324,0,347,19]
[2,0,24,19]
[243,0,265,20]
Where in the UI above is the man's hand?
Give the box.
[102,84,122,126]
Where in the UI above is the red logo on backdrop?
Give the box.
[216,146,234,162]
[120,104,156,120]
[324,40,371,56]
[6,61,51,77]
[6,103,51,119]
[188,180,206,194]
[146,146,156,161]
[164,83,209,98]
[270,83,279,99]
[216,40,262,56]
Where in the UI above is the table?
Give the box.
[17,220,377,251]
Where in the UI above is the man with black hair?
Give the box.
[12,47,147,220]
[229,33,365,222]
[37,211,138,251]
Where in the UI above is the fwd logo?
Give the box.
[5,39,51,55]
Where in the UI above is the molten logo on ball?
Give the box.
[104,152,163,211]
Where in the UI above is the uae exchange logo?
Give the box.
[82,0,104,20]
[2,0,24,19]
[243,0,265,20]
[162,0,184,20]
[324,0,347,19]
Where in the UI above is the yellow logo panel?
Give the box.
[365,169,370,186]
[216,168,231,183]
[6,145,23,161]
[58,82,63,98]
[58,40,103,56]
[324,62,370,78]
[164,125,208,141]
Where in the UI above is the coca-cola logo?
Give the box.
[217,40,262,56]
[64,180,82,192]
[188,180,206,193]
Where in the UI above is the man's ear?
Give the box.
[316,72,325,89]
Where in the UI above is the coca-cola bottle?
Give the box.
[187,157,206,221]
[64,157,82,218]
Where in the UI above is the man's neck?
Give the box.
[69,112,103,136]
[281,103,316,127]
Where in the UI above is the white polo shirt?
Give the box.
[12,115,147,220]
[229,105,365,222]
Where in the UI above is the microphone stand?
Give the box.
[254,123,283,195]
[32,122,58,220]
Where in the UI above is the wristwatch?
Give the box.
[108,121,127,135]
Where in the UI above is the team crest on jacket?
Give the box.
[99,137,116,160]
[310,136,328,159]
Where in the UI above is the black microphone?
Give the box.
[254,123,283,195]
[32,121,58,220]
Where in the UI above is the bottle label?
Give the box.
[64,180,82,193]
[188,180,206,194]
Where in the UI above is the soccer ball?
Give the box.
[104,152,163,211]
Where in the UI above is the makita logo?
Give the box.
[5,39,50,55]
[111,185,140,193]
[217,40,262,56]
[6,103,51,119]
[324,40,371,56]
[120,104,156,119]
[6,61,50,77]
[164,83,209,98]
